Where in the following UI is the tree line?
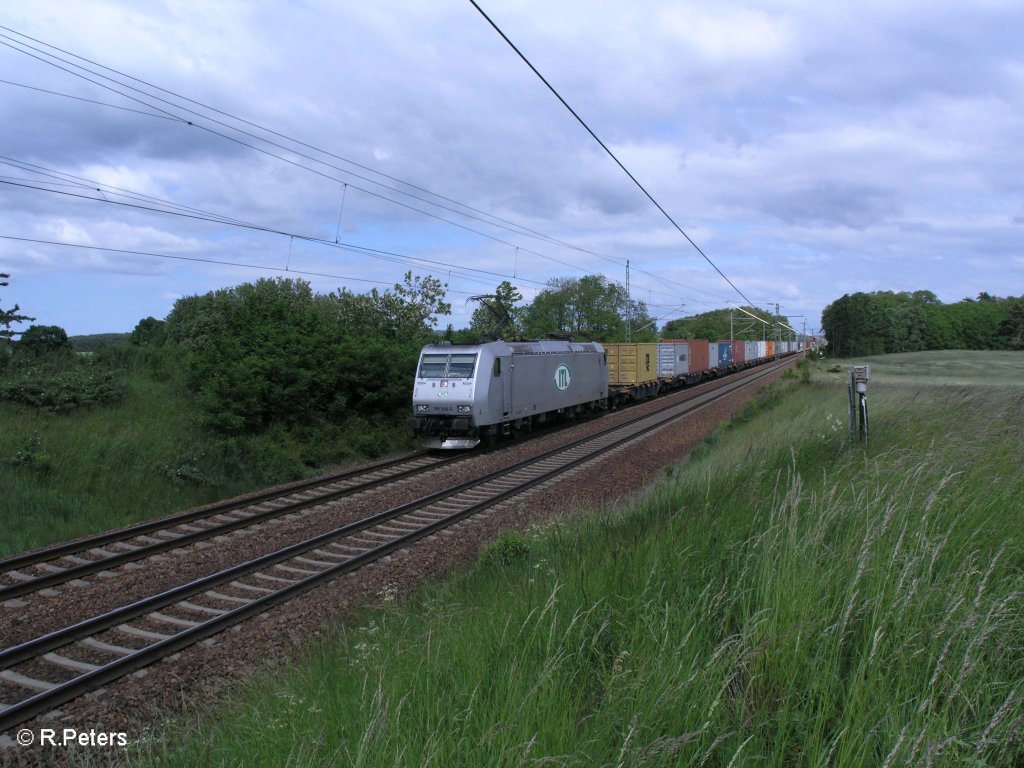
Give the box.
[821,290,1024,357]
[7,271,1021,464]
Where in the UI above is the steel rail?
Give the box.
[0,452,433,572]
[0,452,471,601]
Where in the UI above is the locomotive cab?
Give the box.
[408,342,499,449]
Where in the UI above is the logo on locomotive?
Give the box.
[554,364,571,391]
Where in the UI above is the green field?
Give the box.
[125,352,1024,767]
[836,348,1024,385]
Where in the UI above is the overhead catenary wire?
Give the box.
[0,28,575,247]
[0,77,181,121]
[0,159,728,314]
[0,233,489,299]
[0,176,550,292]
[0,25,726,308]
[0,32,600,270]
[0,71,607,283]
[0,174,561,301]
[467,0,759,310]
[0,24,745,322]
[0,25,641,270]
[0,164,714,309]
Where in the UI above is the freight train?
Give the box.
[408,338,804,449]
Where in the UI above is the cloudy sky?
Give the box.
[1,1,1022,337]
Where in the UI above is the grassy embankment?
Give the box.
[0,353,412,559]
[126,351,1024,767]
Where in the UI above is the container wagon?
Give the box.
[606,342,660,402]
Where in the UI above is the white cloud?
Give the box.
[0,0,1022,334]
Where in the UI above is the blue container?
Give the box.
[717,341,733,366]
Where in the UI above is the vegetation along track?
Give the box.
[0,452,468,602]
[0,355,794,734]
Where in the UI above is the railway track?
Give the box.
[0,451,469,603]
[0,355,794,734]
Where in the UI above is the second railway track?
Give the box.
[0,451,470,603]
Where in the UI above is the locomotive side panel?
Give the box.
[507,345,607,420]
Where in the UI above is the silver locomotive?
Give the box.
[408,339,608,449]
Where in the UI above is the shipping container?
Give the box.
[766,340,776,357]
[657,342,690,378]
[717,341,734,367]
[744,340,758,361]
[708,342,719,370]
[659,339,710,376]
[690,339,710,375]
[733,341,746,365]
[605,343,659,385]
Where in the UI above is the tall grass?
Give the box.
[1,371,240,557]
[0,362,413,558]
[122,360,1024,766]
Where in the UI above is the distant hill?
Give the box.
[69,333,130,352]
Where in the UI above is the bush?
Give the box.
[0,366,124,412]
[478,530,533,568]
[165,277,439,436]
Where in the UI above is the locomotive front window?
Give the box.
[419,355,448,378]
[447,354,478,378]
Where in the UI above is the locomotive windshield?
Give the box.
[419,354,448,378]
[447,354,477,378]
[418,353,478,379]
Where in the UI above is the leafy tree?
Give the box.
[1,273,35,349]
[468,281,524,339]
[521,275,652,341]
[999,298,1024,349]
[69,333,131,352]
[822,293,889,356]
[822,290,1018,355]
[17,325,73,357]
[130,316,167,346]
[166,278,341,433]
[328,272,450,341]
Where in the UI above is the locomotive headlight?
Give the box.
[416,405,429,413]
[457,405,472,413]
